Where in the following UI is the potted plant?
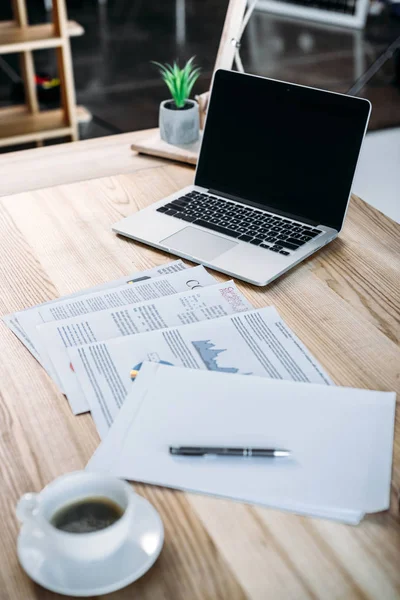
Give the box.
[152,57,201,146]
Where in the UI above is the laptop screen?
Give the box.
[195,70,370,231]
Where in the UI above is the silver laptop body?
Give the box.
[113,71,371,286]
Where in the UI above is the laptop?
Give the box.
[113,70,371,286]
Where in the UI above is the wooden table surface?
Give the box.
[0,131,164,198]
[0,157,399,600]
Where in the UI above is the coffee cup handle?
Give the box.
[16,493,38,522]
[15,493,43,535]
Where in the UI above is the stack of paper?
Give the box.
[4,258,396,523]
[87,362,396,524]
[4,259,333,428]
[4,260,257,412]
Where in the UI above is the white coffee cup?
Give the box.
[16,471,137,561]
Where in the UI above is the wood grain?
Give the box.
[0,162,399,599]
[0,132,165,198]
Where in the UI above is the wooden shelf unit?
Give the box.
[0,0,90,148]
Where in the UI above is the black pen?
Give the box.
[169,446,291,458]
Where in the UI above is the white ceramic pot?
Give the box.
[159,99,199,145]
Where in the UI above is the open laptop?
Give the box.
[113,70,371,286]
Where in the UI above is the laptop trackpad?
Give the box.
[161,226,237,261]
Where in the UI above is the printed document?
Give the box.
[68,306,333,438]
[10,265,216,392]
[38,281,252,414]
[3,260,186,365]
[88,363,396,523]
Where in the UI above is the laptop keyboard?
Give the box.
[156,191,323,256]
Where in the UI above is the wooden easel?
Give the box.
[130,0,247,164]
[197,0,247,128]
[0,0,90,148]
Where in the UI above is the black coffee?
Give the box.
[51,496,124,534]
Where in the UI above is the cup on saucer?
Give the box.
[16,471,164,597]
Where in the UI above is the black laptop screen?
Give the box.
[195,70,370,231]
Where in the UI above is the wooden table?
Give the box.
[0,132,164,198]
[0,153,399,599]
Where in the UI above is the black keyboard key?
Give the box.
[269,246,281,253]
[237,226,248,234]
[169,202,185,211]
[165,208,178,216]
[279,240,301,250]
[260,243,272,249]
[286,237,306,246]
[279,250,290,255]
[239,234,252,242]
[177,213,196,222]
[265,236,276,243]
[307,230,321,237]
[194,219,240,238]
[157,206,168,213]
[249,238,263,245]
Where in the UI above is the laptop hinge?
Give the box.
[208,188,319,226]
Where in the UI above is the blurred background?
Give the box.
[0,0,399,139]
[0,0,399,217]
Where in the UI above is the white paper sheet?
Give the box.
[10,265,215,393]
[38,281,252,414]
[87,363,364,524]
[88,363,396,522]
[2,260,187,366]
[68,305,333,438]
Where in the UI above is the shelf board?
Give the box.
[0,21,84,54]
[0,105,92,147]
[0,107,72,147]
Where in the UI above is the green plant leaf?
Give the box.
[151,56,202,108]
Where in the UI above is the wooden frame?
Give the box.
[196,0,247,128]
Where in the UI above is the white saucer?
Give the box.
[18,493,164,597]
